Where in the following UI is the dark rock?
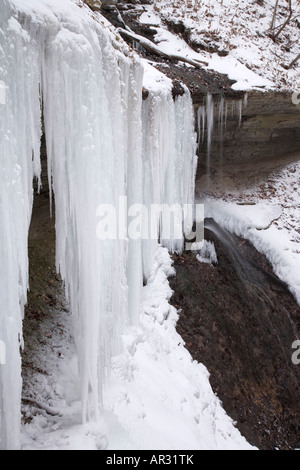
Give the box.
[142,87,149,100]
[196,91,300,171]
[84,0,102,11]
[170,220,300,450]
[172,80,185,100]
[101,0,117,10]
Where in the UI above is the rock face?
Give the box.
[170,220,300,450]
[196,91,300,176]
[84,0,102,11]
[101,0,117,10]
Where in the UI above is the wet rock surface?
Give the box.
[196,91,300,168]
[170,220,300,450]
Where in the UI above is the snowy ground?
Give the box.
[21,247,254,450]
[151,0,300,91]
[197,154,300,306]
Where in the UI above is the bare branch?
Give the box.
[273,0,294,40]
[288,52,300,68]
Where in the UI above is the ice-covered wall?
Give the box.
[0,0,197,448]
[0,0,42,449]
[43,19,145,424]
[141,66,197,278]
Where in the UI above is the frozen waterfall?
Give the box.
[0,0,197,449]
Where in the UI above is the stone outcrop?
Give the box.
[196,91,300,173]
[84,0,102,11]
[84,0,116,11]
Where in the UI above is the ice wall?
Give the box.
[142,63,197,278]
[0,0,197,447]
[0,0,42,449]
[42,21,145,423]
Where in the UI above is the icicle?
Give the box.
[224,101,228,132]
[238,99,243,127]
[1,0,198,443]
[0,0,42,449]
[197,105,205,148]
[141,79,197,276]
[218,96,224,136]
[206,94,214,158]
[42,18,146,422]
[205,93,214,181]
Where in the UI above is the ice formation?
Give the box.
[142,62,197,277]
[0,0,197,448]
[196,240,218,265]
[0,0,42,449]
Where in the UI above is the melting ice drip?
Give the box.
[0,0,197,449]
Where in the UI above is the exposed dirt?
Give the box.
[100,1,243,102]
[170,221,300,450]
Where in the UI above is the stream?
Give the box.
[170,217,300,450]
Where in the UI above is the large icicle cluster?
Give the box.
[142,62,197,278]
[43,20,145,423]
[0,0,197,448]
[0,0,42,449]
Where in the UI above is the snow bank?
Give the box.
[143,0,300,90]
[22,248,254,450]
[202,159,300,304]
[104,247,253,450]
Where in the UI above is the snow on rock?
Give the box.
[196,240,218,265]
[104,247,253,450]
[145,0,300,91]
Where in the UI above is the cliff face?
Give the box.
[99,2,300,169]
[195,91,300,177]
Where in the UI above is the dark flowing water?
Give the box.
[170,219,300,450]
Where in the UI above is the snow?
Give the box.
[22,247,253,450]
[103,247,252,450]
[208,54,274,91]
[142,60,198,276]
[0,0,42,449]
[200,158,300,305]
[0,0,253,451]
[196,240,218,265]
[141,0,300,91]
